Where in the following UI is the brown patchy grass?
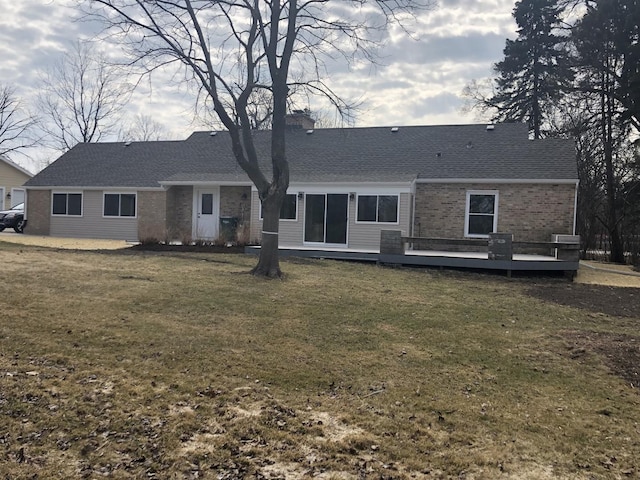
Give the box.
[1,241,640,479]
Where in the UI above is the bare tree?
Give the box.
[195,87,274,131]
[0,84,39,158]
[80,0,433,278]
[119,113,168,141]
[37,41,132,152]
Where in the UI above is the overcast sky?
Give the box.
[0,0,518,172]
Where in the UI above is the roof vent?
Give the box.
[486,124,495,131]
[306,129,314,135]
[124,141,132,147]
[436,152,442,158]
[391,127,399,133]
[210,131,217,136]
[466,141,473,149]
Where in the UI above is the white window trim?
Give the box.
[102,192,138,219]
[258,193,298,222]
[51,191,83,217]
[464,190,499,238]
[355,194,400,225]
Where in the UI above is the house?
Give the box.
[24,121,578,251]
[1,155,32,210]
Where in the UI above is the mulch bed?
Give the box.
[128,243,249,254]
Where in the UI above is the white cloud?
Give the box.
[0,0,518,171]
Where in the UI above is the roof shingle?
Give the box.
[25,123,577,188]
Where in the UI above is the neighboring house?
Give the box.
[0,155,32,210]
[24,120,578,249]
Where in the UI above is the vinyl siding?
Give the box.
[50,190,138,241]
[279,205,304,247]
[251,190,411,250]
[0,161,31,209]
[249,191,261,242]
[347,193,412,250]
[250,191,304,246]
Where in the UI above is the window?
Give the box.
[465,191,498,237]
[201,193,213,215]
[356,195,398,223]
[52,193,82,216]
[260,193,297,220]
[104,193,136,217]
[279,194,297,220]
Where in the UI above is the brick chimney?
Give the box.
[285,110,315,130]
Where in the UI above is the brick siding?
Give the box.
[413,183,576,242]
[166,186,193,242]
[162,186,252,243]
[137,190,169,242]
[24,190,51,235]
[219,186,251,224]
[220,186,251,243]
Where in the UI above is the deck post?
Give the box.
[488,233,513,261]
[553,234,580,262]
[380,230,405,255]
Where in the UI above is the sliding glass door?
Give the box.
[304,194,348,244]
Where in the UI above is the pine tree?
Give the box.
[490,0,573,138]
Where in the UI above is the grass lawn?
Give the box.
[1,242,639,479]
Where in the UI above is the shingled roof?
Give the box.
[25,123,577,188]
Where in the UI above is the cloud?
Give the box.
[0,0,520,170]
[383,33,507,65]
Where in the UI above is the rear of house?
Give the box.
[24,122,578,249]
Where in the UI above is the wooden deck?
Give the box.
[245,245,580,276]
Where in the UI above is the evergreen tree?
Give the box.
[614,0,640,130]
[490,0,573,138]
[571,0,638,263]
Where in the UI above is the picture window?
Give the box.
[356,195,398,223]
[52,193,82,216]
[104,193,136,217]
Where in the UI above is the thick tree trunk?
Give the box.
[251,192,285,278]
[601,68,626,264]
[250,74,289,278]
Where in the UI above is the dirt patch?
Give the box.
[562,330,640,390]
[529,281,640,393]
[527,283,640,318]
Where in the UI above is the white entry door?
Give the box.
[194,188,220,240]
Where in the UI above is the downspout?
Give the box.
[410,177,417,242]
[573,180,579,236]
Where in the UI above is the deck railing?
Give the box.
[380,231,580,262]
